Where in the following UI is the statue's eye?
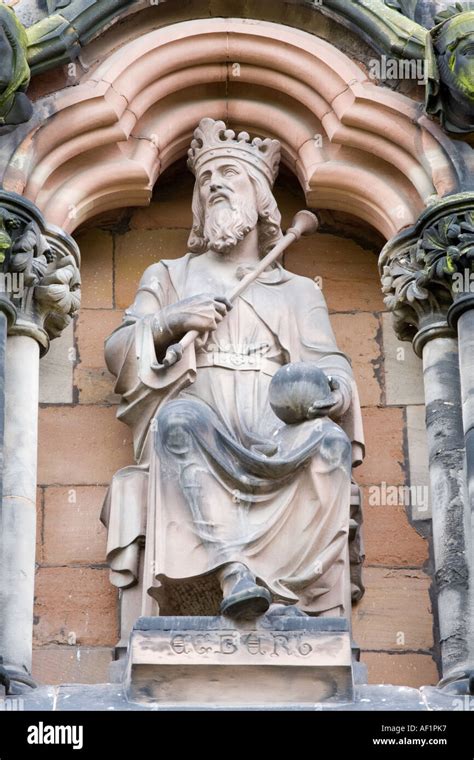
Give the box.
[461,43,474,57]
[223,167,239,176]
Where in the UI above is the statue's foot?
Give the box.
[220,576,272,620]
[266,603,308,618]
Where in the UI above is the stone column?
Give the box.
[0,192,81,692]
[380,194,474,693]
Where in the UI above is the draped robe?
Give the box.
[102,253,364,616]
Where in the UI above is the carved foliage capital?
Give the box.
[380,235,453,347]
[0,192,81,353]
[379,193,474,348]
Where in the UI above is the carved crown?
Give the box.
[187,118,281,186]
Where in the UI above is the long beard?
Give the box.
[204,198,258,253]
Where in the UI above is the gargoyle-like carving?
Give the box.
[426,4,474,133]
[0,4,32,132]
[20,0,474,132]
[26,0,134,75]
[383,0,474,132]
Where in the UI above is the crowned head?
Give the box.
[187,118,283,256]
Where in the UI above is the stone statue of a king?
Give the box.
[102,118,364,625]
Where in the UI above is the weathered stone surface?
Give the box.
[130,180,194,230]
[284,233,384,313]
[406,405,431,521]
[127,616,353,706]
[0,6,32,130]
[39,321,74,404]
[352,568,433,651]
[75,367,120,405]
[1,686,56,712]
[382,313,424,406]
[54,684,148,711]
[5,682,431,711]
[37,406,133,485]
[355,407,405,486]
[1,335,40,677]
[32,646,113,686]
[420,686,474,712]
[43,486,107,565]
[75,309,122,403]
[33,567,118,647]
[332,313,381,407]
[362,497,428,567]
[363,652,438,688]
[115,230,189,308]
[75,230,113,309]
[76,309,123,368]
[36,487,44,564]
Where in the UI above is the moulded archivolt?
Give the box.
[3,17,463,238]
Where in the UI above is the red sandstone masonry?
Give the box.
[332,313,382,407]
[42,486,108,565]
[285,234,385,313]
[32,646,113,686]
[34,567,118,647]
[75,229,114,309]
[352,567,433,651]
[362,652,438,687]
[356,407,405,486]
[115,229,189,308]
[362,494,428,567]
[75,309,124,404]
[38,406,133,485]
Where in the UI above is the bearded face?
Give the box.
[197,158,259,254]
[203,188,259,254]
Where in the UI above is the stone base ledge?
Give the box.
[125,615,354,707]
[5,684,472,711]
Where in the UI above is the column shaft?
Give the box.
[454,310,474,667]
[422,336,470,678]
[0,335,39,679]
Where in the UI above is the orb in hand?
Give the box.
[269,362,334,424]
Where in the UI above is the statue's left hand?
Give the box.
[307,376,344,419]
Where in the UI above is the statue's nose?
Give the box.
[210,181,222,193]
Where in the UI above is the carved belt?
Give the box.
[195,351,281,376]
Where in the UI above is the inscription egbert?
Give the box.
[169,631,314,657]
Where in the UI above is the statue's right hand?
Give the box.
[161,293,232,336]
